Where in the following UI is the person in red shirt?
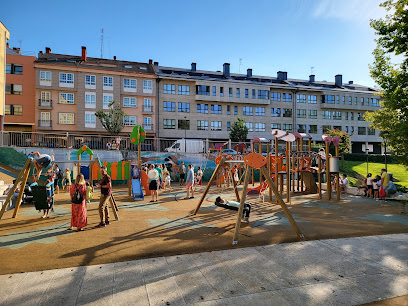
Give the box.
[95,166,112,228]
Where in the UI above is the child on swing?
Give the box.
[42,179,54,218]
[215,196,251,222]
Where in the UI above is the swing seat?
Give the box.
[31,184,53,210]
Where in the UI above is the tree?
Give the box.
[229,117,248,142]
[365,0,408,162]
[326,128,351,156]
[95,101,127,136]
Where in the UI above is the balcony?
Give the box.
[39,99,52,109]
[143,124,154,131]
[142,105,154,114]
[38,120,52,129]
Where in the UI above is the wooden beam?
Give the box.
[228,165,240,203]
[232,165,251,244]
[12,165,31,218]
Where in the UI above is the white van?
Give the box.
[165,139,205,153]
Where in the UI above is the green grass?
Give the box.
[339,160,408,188]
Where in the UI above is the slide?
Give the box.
[132,178,144,200]
[302,171,318,194]
[140,170,151,196]
[0,162,21,179]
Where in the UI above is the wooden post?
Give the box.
[267,143,272,203]
[308,139,312,152]
[292,155,295,192]
[12,165,31,218]
[232,165,251,245]
[275,136,278,196]
[326,141,331,200]
[109,196,119,220]
[260,166,304,239]
[286,141,291,203]
[336,145,340,201]
[128,162,132,196]
[259,142,262,184]
[318,156,322,199]
[77,154,81,175]
[297,139,300,192]
[228,165,240,203]
[193,158,224,215]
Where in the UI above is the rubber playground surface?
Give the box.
[1,185,408,275]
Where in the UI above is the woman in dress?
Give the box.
[69,173,87,231]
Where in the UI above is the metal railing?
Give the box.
[142,105,153,113]
[143,124,154,131]
[39,99,52,108]
[38,120,52,128]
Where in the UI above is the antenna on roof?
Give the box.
[100,28,104,58]
[238,58,242,73]
[311,66,315,75]
[18,40,22,49]
[108,36,110,59]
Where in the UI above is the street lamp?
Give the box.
[365,148,370,175]
[379,131,390,172]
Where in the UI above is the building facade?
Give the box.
[34,47,156,137]
[4,46,36,132]
[156,63,382,153]
[0,21,10,134]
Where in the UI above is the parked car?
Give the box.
[222,149,237,155]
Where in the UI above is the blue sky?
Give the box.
[1,0,386,87]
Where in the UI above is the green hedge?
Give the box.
[342,153,397,163]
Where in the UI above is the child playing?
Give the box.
[373,176,380,200]
[63,168,71,192]
[86,182,93,203]
[42,179,54,218]
[165,173,172,191]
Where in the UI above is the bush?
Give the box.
[343,153,397,163]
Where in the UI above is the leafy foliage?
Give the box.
[229,117,248,142]
[326,128,351,155]
[366,0,408,163]
[95,101,127,136]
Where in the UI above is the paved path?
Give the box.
[0,234,407,306]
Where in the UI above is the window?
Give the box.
[361,97,364,106]
[252,89,256,99]
[258,90,269,99]
[227,122,231,131]
[271,123,281,129]
[236,88,240,98]
[333,111,341,120]
[308,125,317,134]
[351,126,355,134]
[350,112,354,120]
[143,80,153,93]
[243,106,253,116]
[59,113,74,124]
[59,93,74,104]
[5,64,11,74]
[227,105,230,115]
[85,75,96,88]
[357,113,364,121]
[297,124,306,133]
[296,94,306,103]
[354,97,358,105]
[322,125,331,133]
[103,93,113,109]
[371,98,380,107]
[245,122,253,132]
[245,89,248,98]
[144,117,152,130]
[5,104,22,115]
[40,71,51,85]
[197,104,208,113]
[255,107,265,116]
[271,108,281,117]
[349,97,352,105]
[123,78,137,91]
[85,111,96,128]
[164,84,176,94]
[211,121,222,131]
[322,111,331,119]
[342,96,345,104]
[123,97,137,108]
[336,96,339,104]
[358,127,366,135]
[229,88,233,97]
[197,120,208,130]
[59,73,74,87]
[308,110,317,119]
[164,101,175,112]
[196,85,209,95]
[164,119,176,129]
[123,116,137,126]
[234,106,238,115]
[368,128,376,135]
[178,119,190,130]
[211,104,222,114]
[220,87,224,97]
[283,108,292,118]
[212,86,216,96]
[345,126,349,133]
[178,102,190,113]
[143,98,152,112]
[40,91,51,107]
[255,123,265,132]
[308,95,317,104]
[5,84,22,95]
[40,112,51,126]
[334,126,342,131]
[6,64,23,74]
[271,92,281,101]
[297,109,306,118]
[323,95,335,104]
[282,93,292,102]
[178,85,189,95]
[103,76,113,89]
[283,124,292,132]
[85,92,96,108]
[345,112,349,120]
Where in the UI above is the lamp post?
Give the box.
[184,116,187,152]
[379,131,390,172]
[365,148,370,175]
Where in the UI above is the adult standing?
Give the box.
[53,164,63,194]
[179,161,186,185]
[185,164,195,199]
[148,165,159,202]
[381,168,390,197]
[69,173,87,231]
[95,166,112,228]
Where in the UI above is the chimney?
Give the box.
[113,56,116,60]
[149,59,153,64]
[247,68,252,77]
[81,46,87,61]
[13,47,21,54]
[309,75,315,82]
[348,80,353,85]
[154,61,158,66]
[277,71,287,81]
[191,62,197,71]
[6,42,9,49]
[335,74,343,87]
[45,47,51,54]
[223,63,230,78]
[38,51,43,58]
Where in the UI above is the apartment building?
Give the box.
[34,47,156,137]
[0,21,10,134]
[4,45,36,132]
[156,63,382,153]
